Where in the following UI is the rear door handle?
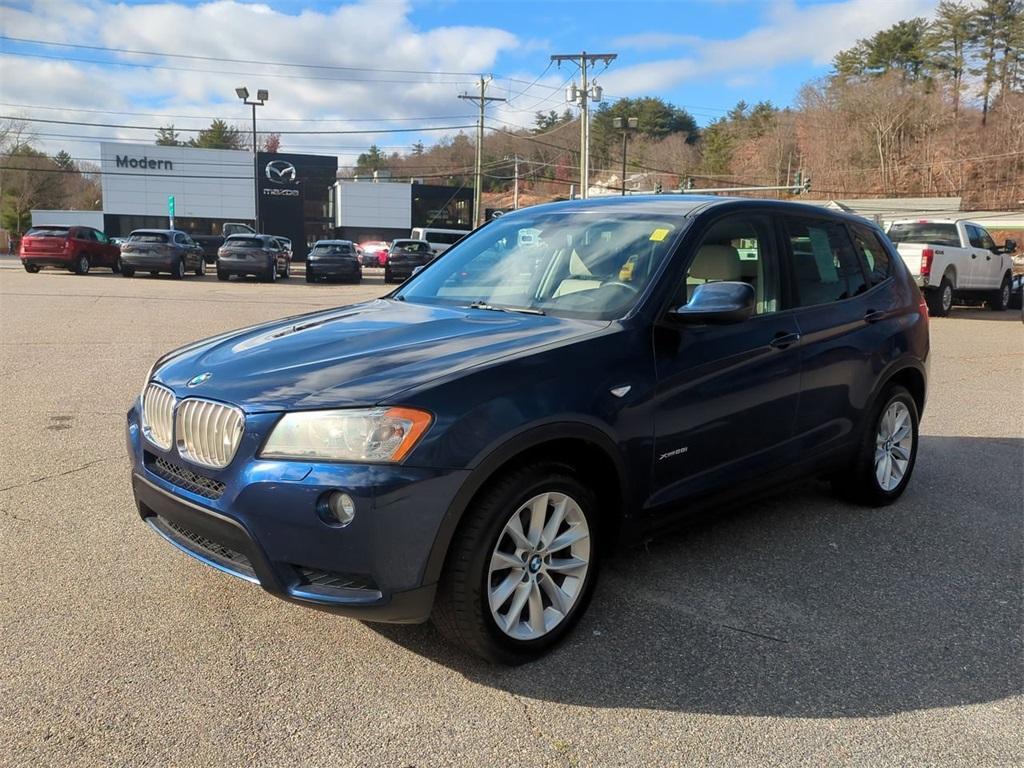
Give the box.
[864,309,887,324]
[769,331,801,349]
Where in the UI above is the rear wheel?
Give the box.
[832,385,919,506]
[988,275,1011,311]
[112,255,121,274]
[280,260,291,278]
[305,268,315,283]
[925,276,953,317]
[195,258,206,277]
[73,254,90,275]
[433,463,599,664]
[265,264,277,283]
[171,258,185,280]
[216,269,229,281]
[384,267,393,284]
[121,265,135,277]
[23,263,40,273]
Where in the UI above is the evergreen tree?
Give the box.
[155,125,184,146]
[928,1,976,114]
[188,119,245,150]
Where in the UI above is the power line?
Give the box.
[0,115,475,135]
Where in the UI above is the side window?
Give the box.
[174,233,187,245]
[975,226,996,251]
[75,229,91,241]
[784,218,867,307]
[678,214,779,315]
[849,223,892,287]
[94,230,109,244]
[966,225,984,249]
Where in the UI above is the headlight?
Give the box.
[261,407,432,463]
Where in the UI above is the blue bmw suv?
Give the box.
[127,196,929,663]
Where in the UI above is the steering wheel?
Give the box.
[602,281,639,295]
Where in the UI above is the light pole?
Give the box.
[613,116,638,196]
[236,86,268,231]
[504,154,525,209]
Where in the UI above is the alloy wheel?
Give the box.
[874,401,913,492]
[487,492,591,641]
[942,284,952,312]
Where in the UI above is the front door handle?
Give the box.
[986,255,992,260]
[971,253,978,259]
[864,309,886,324]
[769,331,801,349]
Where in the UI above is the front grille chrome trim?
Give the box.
[175,398,245,469]
[141,382,175,450]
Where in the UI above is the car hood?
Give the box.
[153,299,606,412]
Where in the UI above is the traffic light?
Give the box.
[654,181,663,194]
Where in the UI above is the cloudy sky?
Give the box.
[0,0,939,162]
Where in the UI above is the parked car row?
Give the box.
[19,226,122,274]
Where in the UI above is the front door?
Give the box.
[650,211,802,507]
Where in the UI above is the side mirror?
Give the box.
[1001,239,1017,254]
[667,282,756,325]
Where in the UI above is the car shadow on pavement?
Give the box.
[372,435,1023,718]
[941,308,1023,322]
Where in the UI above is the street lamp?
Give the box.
[612,116,639,196]
[236,86,268,231]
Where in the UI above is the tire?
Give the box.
[925,276,953,317]
[23,263,40,273]
[988,275,1011,311]
[112,256,121,274]
[265,264,277,283]
[384,268,393,284]
[305,268,315,283]
[121,265,135,278]
[73,254,90,275]
[216,269,229,281]
[281,260,291,279]
[432,462,600,664]
[171,258,185,280]
[832,384,919,507]
[195,258,206,277]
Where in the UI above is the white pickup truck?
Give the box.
[886,219,1016,316]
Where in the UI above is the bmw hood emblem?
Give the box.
[187,372,212,387]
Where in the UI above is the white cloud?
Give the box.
[602,0,937,98]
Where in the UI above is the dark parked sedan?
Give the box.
[306,240,362,283]
[121,229,205,279]
[385,239,434,283]
[216,235,291,282]
[128,196,928,664]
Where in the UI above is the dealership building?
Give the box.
[31,141,472,261]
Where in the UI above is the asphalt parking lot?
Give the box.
[0,263,1021,767]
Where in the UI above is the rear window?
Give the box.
[26,227,70,238]
[393,241,431,253]
[887,223,959,248]
[129,232,169,243]
[421,232,465,245]
[312,243,353,255]
[225,237,265,248]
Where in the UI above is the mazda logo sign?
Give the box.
[265,160,297,185]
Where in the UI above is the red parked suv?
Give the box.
[20,226,121,275]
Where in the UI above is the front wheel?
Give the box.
[433,463,600,664]
[305,268,315,283]
[121,265,135,277]
[833,385,919,507]
[216,269,229,281]
[988,275,1011,311]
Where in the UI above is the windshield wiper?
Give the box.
[466,300,545,316]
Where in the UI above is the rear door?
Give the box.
[781,214,881,458]
[650,209,802,506]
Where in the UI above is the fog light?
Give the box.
[321,491,356,527]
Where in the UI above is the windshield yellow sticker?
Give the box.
[649,228,671,242]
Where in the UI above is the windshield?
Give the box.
[26,226,70,238]
[129,232,169,243]
[312,243,353,255]
[225,237,264,248]
[395,210,686,320]
[887,223,959,248]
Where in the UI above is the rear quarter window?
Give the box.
[849,223,893,287]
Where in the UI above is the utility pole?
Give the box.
[613,116,638,195]
[551,51,616,199]
[504,154,525,209]
[459,76,506,227]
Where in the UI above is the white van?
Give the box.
[410,227,469,255]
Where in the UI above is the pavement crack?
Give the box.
[508,692,578,767]
[719,623,788,644]
[0,456,120,493]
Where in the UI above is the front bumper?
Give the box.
[126,403,466,622]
